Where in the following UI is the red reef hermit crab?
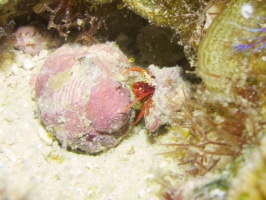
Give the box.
[120,67,155,125]
[120,65,189,132]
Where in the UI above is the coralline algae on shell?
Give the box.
[145,65,189,132]
[36,43,132,154]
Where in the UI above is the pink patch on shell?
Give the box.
[86,79,131,134]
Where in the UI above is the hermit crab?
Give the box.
[121,65,189,132]
[35,42,189,154]
[120,67,155,125]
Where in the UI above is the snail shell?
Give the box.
[36,43,133,153]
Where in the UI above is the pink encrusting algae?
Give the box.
[14,25,62,56]
[35,42,133,153]
[14,26,49,55]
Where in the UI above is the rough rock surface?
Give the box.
[14,26,48,55]
[36,42,133,153]
[145,65,189,131]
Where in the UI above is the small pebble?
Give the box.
[22,58,35,70]
[11,63,19,75]
[38,49,49,59]
[38,127,53,145]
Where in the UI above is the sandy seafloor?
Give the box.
[0,49,181,200]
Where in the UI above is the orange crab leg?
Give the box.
[119,91,154,113]
[121,67,144,76]
[133,98,153,125]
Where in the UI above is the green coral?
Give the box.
[197,0,266,91]
[196,0,266,151]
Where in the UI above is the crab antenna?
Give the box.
[119,91,153,113]
[121,67,144,76]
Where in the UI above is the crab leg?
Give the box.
[119,91,154,113]
[133,98,153,125]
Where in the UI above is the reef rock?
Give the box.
[14,25,62,55]
[14,26,48,55]
[145,65,189,131]
[36,42,133,154]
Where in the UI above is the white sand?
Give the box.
[0,49,181,200]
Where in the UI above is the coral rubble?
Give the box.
[144,65,189,132]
